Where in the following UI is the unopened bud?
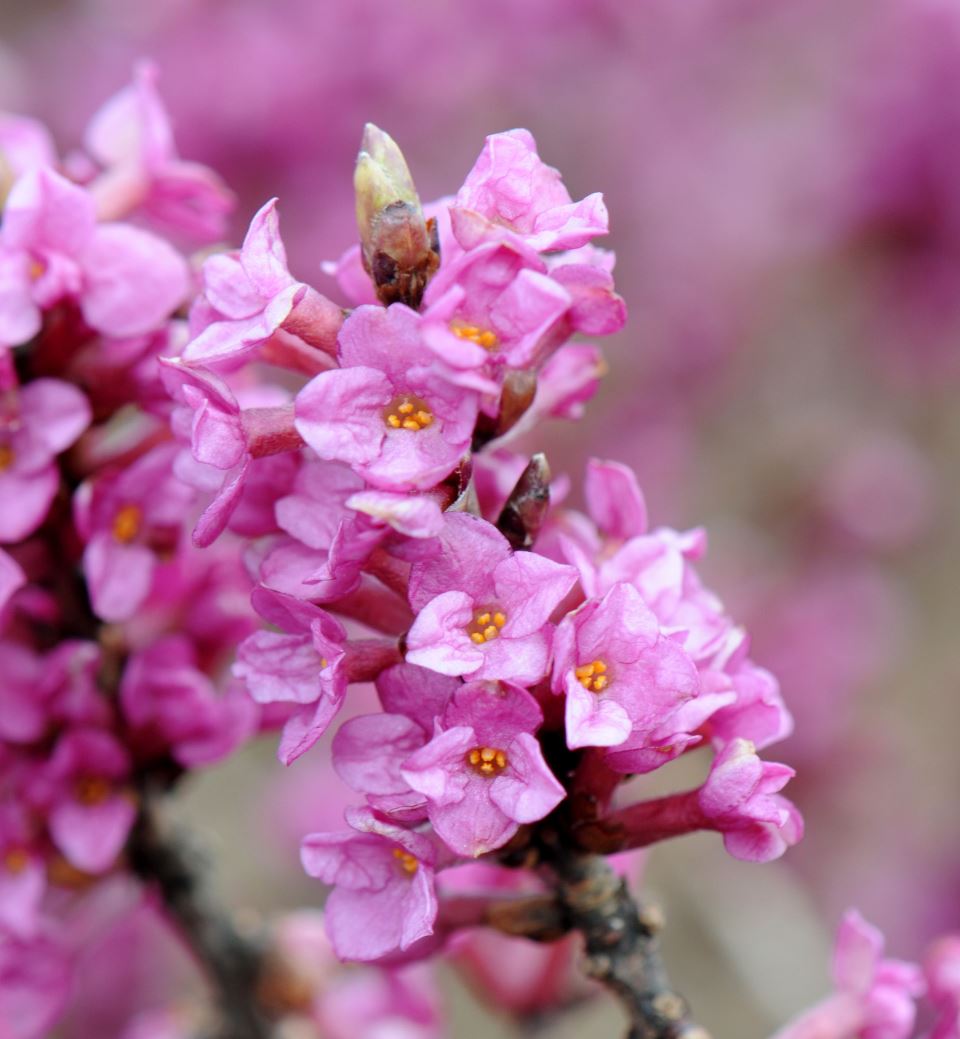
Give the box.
[354,124,439,309]
[497,453,551,550]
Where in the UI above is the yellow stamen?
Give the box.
[392,847,419,874]
[451,322,499,352]
[0,443,13,472]
[3,848,29,874]
[576,659,611,693]
[112,503,142,544]
[74,776,111,806]
[466,746,508,776]
[383,393,434,432]
[465,606,508,644]
[28,258,46,281]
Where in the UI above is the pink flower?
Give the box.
[400,682,564,856]
[770,910,924,1039]
[0,930,71,1039]
[120,635,256,768]
[551,581,699,754]
[43,727,136,874]
[697,738,803,863]
[74,443,194,622]
[0,549,24,614]
[183,198,338,368]
[294,303,481,491]
[317,963,442,1039]
[84,62,234,242]
[233,587,350,765]
[332,663,459,820]
[0,801,45,938]
[404,513,577,684]
[451,129,608,252]
[0,167,188,346]
[300,807,438,962]
[0,376,91,542]
[420,238,571,378]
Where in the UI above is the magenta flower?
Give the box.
[84,62,234,242]
[451,129,608,252]
[43,727,136,874]
[697,738,803,863]
[0,376,91,543]
[233,587,349,765]
[0,548,24,613]
[0,801,45,938]
[404,513,577,684]
[300,807,438,962]
[295,303,481,491]
[770,910,924,1039]
[0,167,188,346]
[120,635,256,768]
[551,582,699,754]
[332,663,459,820]
[420,238,571,378]
[75,443,194,622]
[400,682,564,856]
[183,198,338,369]
[0,930,71,1039]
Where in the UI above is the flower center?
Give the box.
[466,746,508,776]
[74,775,111,806]
[3,847,29,874]
[575,659,609,693]
[451,321,498,351]
[0,443,12,472]
[28,257,46,282]
[392,847,419,875]
[383,394,433,431]
[466,607,507,644]
[112,503,142,544]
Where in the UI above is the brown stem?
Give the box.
[126,796,273,1039]
[544,847,708,1039]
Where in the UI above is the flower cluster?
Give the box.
[0,68,256,1032]
[168,123,803,965]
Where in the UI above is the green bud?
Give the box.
[354,124,439,309]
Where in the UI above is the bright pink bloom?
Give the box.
[300,807,438,962]
[0,930,71,1039]
[0,801,45,938]
[697,738,803,863]
[183,198,334,368]
[551,581,699,754]
[295,303,481,492]
[0,167,188,345]
[84,62,234,241]
[0,116,56,183]
[404,513,577,684]
[0,549,24,613]
[317,963,442,1039]
[43,727,136,874]
[75,442,194,622]
[770,910,924,1039]
[0,376,91,542]
[451,129,608,252]
[401,682,564,856]
[233,587,349,765]
[332,663,459,820]
[420,238,571,378]
[120,635,256,767]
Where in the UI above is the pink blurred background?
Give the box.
[3,1,959,1034]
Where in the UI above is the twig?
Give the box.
[127,798,272,1039]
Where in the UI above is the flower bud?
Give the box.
[354,124,439,309]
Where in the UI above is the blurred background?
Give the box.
[3,0,959,1035]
